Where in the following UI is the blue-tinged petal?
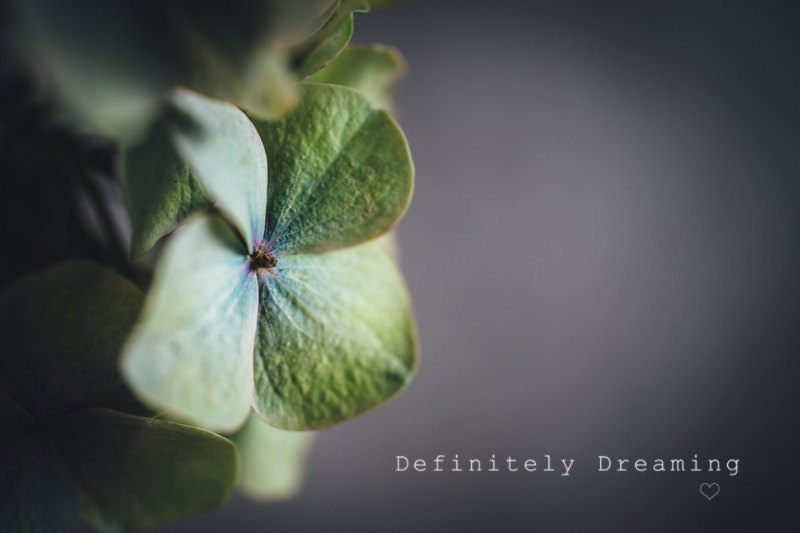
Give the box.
[121,213,258,432]
[169,89,268,250]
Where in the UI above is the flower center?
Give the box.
[249,248,277,272]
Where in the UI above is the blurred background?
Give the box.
[44,0,800,530]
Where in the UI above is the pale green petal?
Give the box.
[169,89,268,250]
[55,408,238,532]
[121,213,258,432]
[306,44,407,112]
[253,241,417,429]
[254,83,413,255]
[230,412,314,500]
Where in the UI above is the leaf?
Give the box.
[290,0,370,80]
[118,120,210,258]
[175,0,339,120]
[172,0,338,70]
[254,83,414,255]
[13,0,179,142]
[0,261,146,418]
[0,261,239,531]
[121,213,258,432]
[306,44,407,112]
[253,241,417,429]
[169,89,269,251]
[230,413,314,500]
[55,408,238,532]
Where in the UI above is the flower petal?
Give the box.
[254,83,413,255]
[253,241,417,429]
[121,213,258,432]
[229,412,314,500]
[169,89,268,250]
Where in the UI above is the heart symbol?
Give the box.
[699,482,720,501]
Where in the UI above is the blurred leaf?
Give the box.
[291,0,370,79]
[255,82,413,255]
[57,408,238,532]
[254,241,417,429]
[121,214,259,433]
[0,261,239,531]
[176,0,339,120]
[172,0,338,68]
[0,261,146,417]
[12,0,179,142]
[307,44,407,112]
[230,413,314,500]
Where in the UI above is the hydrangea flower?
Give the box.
[120,83,417,432]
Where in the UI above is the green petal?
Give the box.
[13,1,178,142]
[118,120,210,258]
[55,408,237,532]
[168,89,268,250]
[306,44,407,112]
[253,241,417,429]
[290,0,370,79]
[230,412,314,500]
[254,83,414,255]
[0,261,146,418]
[121,213,258,432]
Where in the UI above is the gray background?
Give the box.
[155,1,800,531]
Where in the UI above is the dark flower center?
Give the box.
[250,248,277,272]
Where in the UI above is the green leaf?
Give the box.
[0,261,239,531]
[176,0,338,120]
[230,413,314,500]
[306,44,407,112]
[290,0,370,80]
[121,213,258,432]
[254,83,414,255]
[13,0,179,142]
[55,408,238,532]
[172,0,338,71]
[253,241,417,429]
[169,89,269,251]
[118,120,210,258]
[0,261,146,418]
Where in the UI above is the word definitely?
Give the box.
[395,454,740,477]
[396,455,574,476]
